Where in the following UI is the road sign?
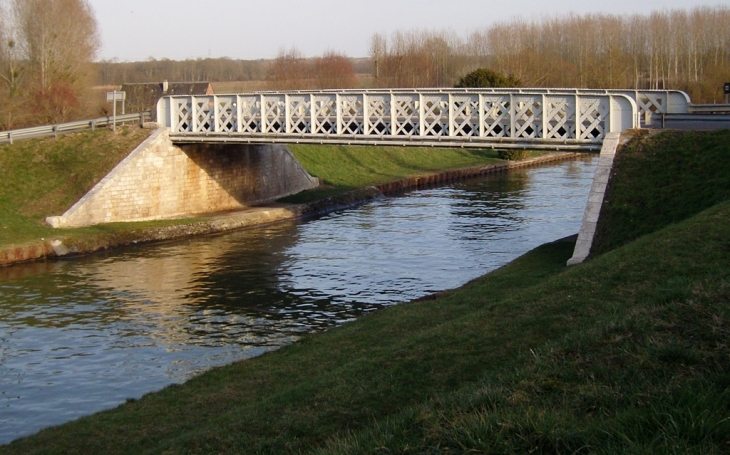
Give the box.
[106,91,126,102]
[107,90,126,130]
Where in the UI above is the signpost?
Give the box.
[106,90,126,131]
[724,82,730,104]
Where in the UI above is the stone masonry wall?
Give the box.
[46,129,319,228]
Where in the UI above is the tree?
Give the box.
[13,0,100,122]
[311,50,357,89]
[266,47,310,90]
[370,33,387,80]
[455,68,521,88]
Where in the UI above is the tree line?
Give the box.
[95,5,730,103]
[369,6,730,101]
[1,4,728,129]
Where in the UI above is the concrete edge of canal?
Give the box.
[0,151,587,268]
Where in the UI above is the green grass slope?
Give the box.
[4,131,730,454]
[0,127,151,246]
[283,145,504,202]
[591,129,730,255]
[1,137,507,248]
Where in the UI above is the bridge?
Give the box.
[47,88,693,231]
[156,89,690,151]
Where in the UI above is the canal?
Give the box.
[0,156,597,444]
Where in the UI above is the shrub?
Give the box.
[498,149,529,160]
[455,68,521,88]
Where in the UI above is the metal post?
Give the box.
[112,90,117,132]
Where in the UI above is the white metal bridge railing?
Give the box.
[205,88,690,119]
[157,90,642,151]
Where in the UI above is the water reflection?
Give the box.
[0,156,597,443]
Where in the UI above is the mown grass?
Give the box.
[3,130,729,454]
[0,126,153,246]
[1,133,511,248]
[591,129,730,255]
[281,145,506,203]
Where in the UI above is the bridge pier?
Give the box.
[46,128,319,228]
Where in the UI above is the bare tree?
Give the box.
[266,47,311,90]
[311,50,357,89]
[370,33,387,81]
[0,10,23,97]
[13,0,100,121]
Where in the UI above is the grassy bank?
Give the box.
[283,144,505,202]
[0,131,509,250]
[3,129,729,454]
[0,126,153,247]
[591,129,730,255]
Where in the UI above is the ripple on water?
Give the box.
[0,157,598,443]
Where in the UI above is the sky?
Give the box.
[88,0,723,62]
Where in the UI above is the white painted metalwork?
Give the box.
[157,90,639,150]
[188,88,688,119]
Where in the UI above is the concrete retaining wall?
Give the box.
[566,132,620,265]
[46,128,319,228]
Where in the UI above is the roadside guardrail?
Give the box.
[0,111,151,145]
[649,112,730,130]
[688,104,730,114]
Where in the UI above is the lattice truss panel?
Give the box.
[287,95,311,134]
[636,93,665,115]
[365,95,390,135]
[172,98,193,132]
[480,96,511,138]
[192,97,214,132]
[578,97,608,140]
[450,95,479,137]
[421,95,448,136]
[393,95,419,136]
[312,95,337,134]
[238,96,261,133]
[544,97,576,139]
[513,96,543,138]
[263,96,285,133]
[340,95,364,134]
[215,96,236,132]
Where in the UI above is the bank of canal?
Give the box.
[0,156,597,443]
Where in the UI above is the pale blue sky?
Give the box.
[88,0,723,62]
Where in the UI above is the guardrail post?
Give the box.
[53,126,58,138]
[8,132,12,145]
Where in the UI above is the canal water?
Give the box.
[0,156,597,444]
